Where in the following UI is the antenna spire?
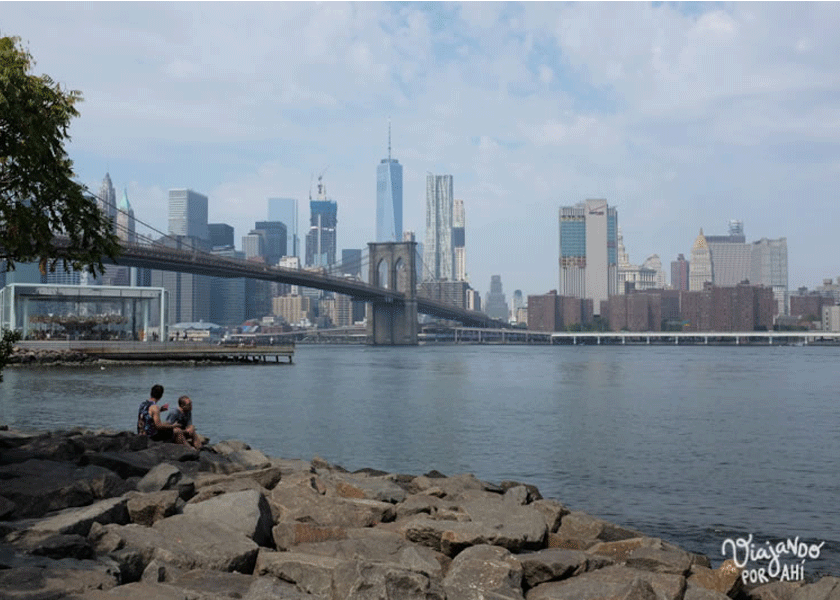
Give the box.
[388,117,391,161]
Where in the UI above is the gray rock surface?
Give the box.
[182,488,274,547]
[0,427,836,600]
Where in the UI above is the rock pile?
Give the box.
[6,347,93,365]
[0,427,835,599]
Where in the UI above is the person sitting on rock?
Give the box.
[137,384,184,444]
[166,395,202,450]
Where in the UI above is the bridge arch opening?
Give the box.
[395,258,408,293]
[377,258,389,289]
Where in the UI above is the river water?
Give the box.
[2,344,838,578]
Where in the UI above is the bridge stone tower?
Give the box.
[366,241,418,345]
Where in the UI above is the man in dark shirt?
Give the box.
[137,384,181,442]
[166,395,202,449]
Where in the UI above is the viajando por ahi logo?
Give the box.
[721,534,825,584]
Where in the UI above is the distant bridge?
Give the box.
[69,238,505,336]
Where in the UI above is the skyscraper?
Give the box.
[97,173,117,233]
[376,122,403,242]
[485,275,509,320]
[268,197,299,257]
[115,188,135,243]
[671,254,690,291]
[423,174,454,282]
[341,249,362,279]
[305,177,337,268]
[750,237,788,315]
[168,189,209,241]
[706,220,751,286]
[558,199,618,314]
[689,229,713,291]
[208,224,234,249]
[252,221,288,266]
[453,198,466,282]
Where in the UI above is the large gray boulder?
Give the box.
[395,490,547,556]
[0,558,118,598]
[292,527,449,580]
[4,530,93,560]
[126,490,180,526]
[26,496,130,536]
[685,558,742,596]
[590,537,697,575]
[748,580,806,600]
[442,544,525,600]
[269,480,395,528]
[320,472,408,504]
[90,515,259,581]
[134,463,182,493]
[526,565,686,600]
[0,460,129,519]
[332,560,447,600]
[189,464,284,492]
[555,511,643,546]
[519,548,614,588]
[182,488,274,547]
[395,493,453,520]
[791,577,840,600]
[412,472,501,497]
[254,549,345,596]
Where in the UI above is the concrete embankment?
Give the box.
[0,427,835,600]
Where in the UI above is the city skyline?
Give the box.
[3,3,839,296]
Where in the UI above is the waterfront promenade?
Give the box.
[440,328,840,345]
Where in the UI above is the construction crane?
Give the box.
[309,166,329,201]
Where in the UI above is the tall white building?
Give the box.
[750,237,788,315]
[642,255,667,289]
[168,189,209,241]
[423,174,453,281]
[706,222,750,286]
[116,188,135,243]
[689,229,713,291]
[558,199,618,314]
[97,173,117,232]
[616,226,658,293]
[268,197,298,257]
[376,122,403,242]
[453,198,466,282]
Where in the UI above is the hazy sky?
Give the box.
[4,2,839,297]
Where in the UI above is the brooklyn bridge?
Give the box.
[55,236,507,345]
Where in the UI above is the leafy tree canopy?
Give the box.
[0,35,120,276]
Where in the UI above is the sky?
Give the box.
[3,2,839,298]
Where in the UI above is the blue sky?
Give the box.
[3,2,839,298]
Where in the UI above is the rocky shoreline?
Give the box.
[0,427,835,600]
[6,347,96,366]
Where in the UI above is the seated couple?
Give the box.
[137,384,202,450]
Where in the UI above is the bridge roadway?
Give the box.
[78,239,504,329]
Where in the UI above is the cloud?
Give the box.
[4,2,840,294]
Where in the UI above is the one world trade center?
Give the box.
[376,122,403,242]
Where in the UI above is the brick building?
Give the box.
[606,293,662,332]
[527,291,593,331]
[789,293,834,321]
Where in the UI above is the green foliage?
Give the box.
[0,328,21,382]
[0,35,120,276]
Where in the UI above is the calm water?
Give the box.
[2,345,838,577]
